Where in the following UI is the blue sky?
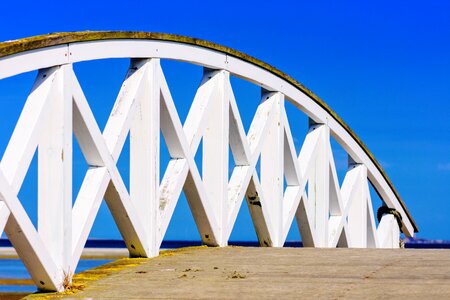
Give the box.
[0,1,449,241]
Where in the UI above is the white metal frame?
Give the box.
[0,40,410,291]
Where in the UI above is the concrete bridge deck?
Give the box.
[27,247,450,299]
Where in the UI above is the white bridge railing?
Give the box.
[0,33,415,291]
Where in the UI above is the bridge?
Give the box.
[0,31,418,292]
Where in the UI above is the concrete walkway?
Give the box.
[28,246,450,299]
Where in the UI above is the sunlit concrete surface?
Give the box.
[26,246,450,299]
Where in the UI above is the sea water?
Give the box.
[0,258,113,293]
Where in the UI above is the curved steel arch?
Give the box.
[0,31,417,234]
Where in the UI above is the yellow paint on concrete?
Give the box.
[24,246,207,299]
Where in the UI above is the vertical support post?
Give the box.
[260,91,284,246]
[308,119,329,247]
[377,211,400,248]
[202,69,229,246]
[130,58,160,257]
[347,157,368,248]
[38,64,72,276]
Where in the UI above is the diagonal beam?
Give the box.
[158,66,220,246]
[226,89,278,241]
[245,172,275,246]
[70,61,150,265]
[103,59,150,161]
[183,69,221,154]
[365,181,379,248]
[0,68,59,235]
[328,162,364,247]
[0,166,60,291]
[71,68,111,265]
[281,120,323,244]
[282,111,301,186]
[228,84,251,166]
[346,162,368,247]
[158,69,189,244]
[295,191,316,247]
[327,145,350,247]
[1,67,59,192]
[0,68,66,291]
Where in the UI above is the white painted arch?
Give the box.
[0,32,417,291]
[0,37,416,235]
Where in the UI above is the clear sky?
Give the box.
[0,0,449,241]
